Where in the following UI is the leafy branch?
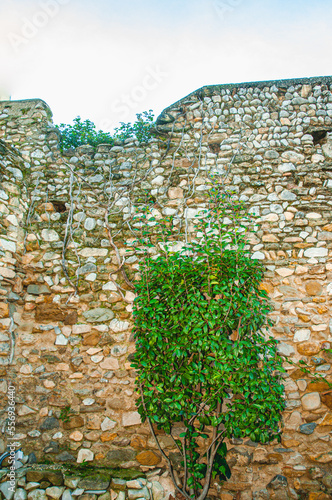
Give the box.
[55,110,155,151]
[131,184,285,500]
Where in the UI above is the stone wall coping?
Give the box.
[0,98,52,118]
[157,74,332,121]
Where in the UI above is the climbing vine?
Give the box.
[131,186,285,500]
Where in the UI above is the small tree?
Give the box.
[56,116,114,150]
[132,187,285,500]
[56,110,155,151]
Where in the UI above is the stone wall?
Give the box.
[1,76,332,499]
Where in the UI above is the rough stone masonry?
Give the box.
[0,75,332,499]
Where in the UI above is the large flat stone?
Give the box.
[27,285,51,295]
[78,475,111,490]
[83,308,114,323]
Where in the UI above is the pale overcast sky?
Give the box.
[0,0,331,130]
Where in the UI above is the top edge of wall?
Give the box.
[0,98,53,118]
[159,75,332,117]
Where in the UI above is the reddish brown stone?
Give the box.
[319,413,332,426]
[308,493,331,500]
[308,381,331,392]
[0,303,9,318]
[35,304,66,322]
[136,450,161,466]
[266,453,280,464]
[26,241,39,251]
[305,281,323,296]
[220,494,233,500]
[309,453,332,463]
[282,439,300,448]
[297,342,321,356]
[108,398,127,410]
[130,435,147,449]
[64,311,78,325]
[305,413,323,423]
[83,331,101,346]
[290,368,308,380]
[13,276,23,293]
[283,466,306,477]
[118,312,130,320]
[62,416,84,429]
[100,432,117,443]
[298,314,311,323]
[259,282,274,294]
[321,392,332,409]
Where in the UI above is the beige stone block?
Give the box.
[263,213,279,221]
[285,211,294,220]
[87,415,101,430]
[122,411,141,427]
[302,392,321,410]
[276,267,294,277]
[100,357,119,370]
[56,363,70,371]
[168,187,183,199]
[295,265,308,274]
[79,248,108,257]
[72,324,91,334]
[297,379,307,392]
[125,291,136,302]
[44,380,55,389]
[77,448,94,463]
[86,347,102,355]
[40,407,48,417]
[284,411,303,430]
[20,364,32,374]
[312,324,327,332]
[69,372,83,379]
[262,234,279,242]
[0,267,15,278]
[69,431,83,441]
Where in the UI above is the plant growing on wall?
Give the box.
[56,110,155,151]
[131,186,285,500]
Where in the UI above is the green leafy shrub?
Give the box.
[131,187,285,500]
[113,110,155,143]
[56,116,114,151]
[56,110,155,151]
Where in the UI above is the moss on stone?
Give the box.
[62,464,144,480]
